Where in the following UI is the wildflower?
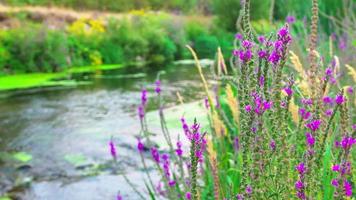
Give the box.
[151,147,160,163]
[331,179,339,187]
[301,98,313,105]
[138,105,145,120]
[245,185,252,195]
[258,35,265,43]
[117,193,123,200]
[347,86,353,94]
[185,192,192,200]
[331,164,340,172]
[270,140,276,151]
[141,89,148,106]
[235,33,243,40]
[176,141,183,157]
[296,162,306,175]
[341,137,354,150]
[306,120,321,132]
[109,139,117,160]
[322,96,333,105]
[295,180,304,190]
[168,180,176,187]
[239,49,252,62]
[268,50,280,64]
[283,87,293,96]
[325,67,333,76]
[155,80,161,94]
[137,138,145,153]
[298,108,311,120]
[236,194,244,200]
[242,40,253,49]
[296,191,306,200]
[335,94,345,105]
[234,137,240,151]
[259,75,265,87]
[286,15,296,24]
[352,124,356,130]
[258,50,267,58]
[245,105,252,112]
[278,27,289,38]
[325,109,333,117]
[162,153,170,178]
[344,180,352,197]
[305,132,315,147]
[233,49,240,56]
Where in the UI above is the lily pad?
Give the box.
[12,152,33,163]
[64,154,89,167]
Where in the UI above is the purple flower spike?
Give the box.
[242,40,253,49]
[298,108,311,120]
[151,147,160,163]
[235,33,243,40]
[117,193,123,200]
[138,105,145,120]
[270,140,276,151]
[347,86,353,94]
[344,180,352,197]
[109,140,117,160]
[245,105,252,112]
[331,164,340,172]
[305,132,315,147]
[322,96,333,105]
[168,180,176,187]
[296,162,306,175]
[137,138,145,153]
[141,89,148,106]
[176,141,183,157]
[331,179,339,187]
[185,192,192,200]
[258,50,267,59]
[286,15,296,24]
[306,120,321,132]
[258,35,265,43]
[295,180,304,190]
[283,87,293,96]
[155,80,161,94]
[245,185,252,195]
[335,94,345,105]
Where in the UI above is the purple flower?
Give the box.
[138,105,145,120]
[168,180,176,187]
[325,67,333,76]
[331,179,339,187]
[242,40,253,49]
[335,94,345,105]
[141,89,148,106]
[234,137,240,151]
[245,185,252,195]
[185,192,192,200]
[137,138,145,153]
[352,124,356,130]
[278,27,289,38]
[176,141,183,157]
[341,137,354,150]
[204,97,209,109]
[298,108,311,120]
[151,147,160,163]
[283,87,293,96]
[344,180,352,197]
[235,33,243,40]
[305,132,315,147]
[347,86,353,94]
[332,164,340,172]
[258,35,265,43]
[236,194,244,200]
[268,50,280,64]
[245,105,252,112]
[325,109,333,117]
[239,49,252,62]
[306,120,321,132]
[322,96,333,105]
[259,75,265,87]
[270,140,276,151]
[301,98,313,105]
[258,50,267,58]
[109,140,117,160]
[296,162,306,175]
[117,193,123,200]
[162,153,170,178]
[296,191,306,200]
[155,80,161,94]
[295,180,304,190]
[286,15,296,24]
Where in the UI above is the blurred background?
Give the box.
[0,0,355,199]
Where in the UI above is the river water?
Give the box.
[0,64,210,200]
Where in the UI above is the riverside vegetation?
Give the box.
[109,0,355,199]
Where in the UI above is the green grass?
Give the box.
[0,64,123,91]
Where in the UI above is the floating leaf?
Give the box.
[12,152,32,163]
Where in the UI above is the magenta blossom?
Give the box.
[137,138,145,153]
[185,192,192,200]
[331,179,339,187]
[151,147,160,163]
[176,141,183,157]
[286,15,296,24]
[344,180,352,197]
[296,162,306,175]
[109,140,117,160]
[283,87,293,96]
[298,108,311,120]
[335,94,345,105]
[305,132,315,147]
[331,164,340,172]
[258,35,265,43]
[306,120,321,132]
[295,180,304,190]
[155,80,161,94]
[141,89,148,106]
[235,33,243,40]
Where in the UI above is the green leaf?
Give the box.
[0,197,12,200]
[12,152,32,163]
[64,154,88,167]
